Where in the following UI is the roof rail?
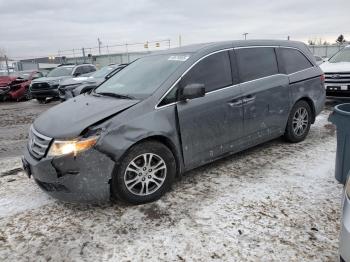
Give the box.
[57,63,75,67]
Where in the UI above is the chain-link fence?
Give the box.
[57,39,171,65]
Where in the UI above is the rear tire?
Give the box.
[284,100,312,143]
[111,141,176,204]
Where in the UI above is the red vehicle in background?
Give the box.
[0,71,44,101]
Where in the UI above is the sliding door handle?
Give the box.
[228,99,243,107]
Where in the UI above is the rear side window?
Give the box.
[88,65,96,72]
[74,67,84,75]
[236,47,278,82]
[181,51,232,93]
[280,48,313,74]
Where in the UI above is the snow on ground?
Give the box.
[0,157,53,217]
[0,108,343,261]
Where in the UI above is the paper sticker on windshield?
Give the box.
[168,55,189,61]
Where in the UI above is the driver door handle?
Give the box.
[243,95,256,104]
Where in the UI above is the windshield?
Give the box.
[95,54,190,99]
[329,48,350,63]
[47,66,74,77]
[92,66,118,78]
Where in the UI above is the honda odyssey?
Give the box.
[22,40,325,204]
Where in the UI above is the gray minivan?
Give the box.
[22,40,325,204]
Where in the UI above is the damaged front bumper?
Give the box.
[0,86,11,98]
[22,146,115,203]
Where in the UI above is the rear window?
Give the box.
[280,48,313,74]
[236,47,278,82]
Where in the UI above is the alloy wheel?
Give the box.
[292,107,309,136]
[124,153,167,196]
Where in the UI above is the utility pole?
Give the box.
[287,35,290,40]
[178,35,182,47]
[82,47,86,63]
[243,33,248,40]
[5,55,9,75]
[98,38,102,55]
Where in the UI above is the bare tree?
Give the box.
[0,48,6,61]
[308,39,316,45]
[336,34,346,44]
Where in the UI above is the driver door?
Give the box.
[176,50,244,169]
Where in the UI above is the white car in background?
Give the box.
[320,45,350,97]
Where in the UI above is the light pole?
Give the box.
[98,38,102,55]
[243,33,248,40]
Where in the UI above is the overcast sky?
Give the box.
[0,0,349,59]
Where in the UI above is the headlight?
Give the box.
[48,136,99,157]
[346,176,350,199]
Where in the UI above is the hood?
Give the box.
[59,76,92,87]
[32,76,71,85]
[320,61,350,73]
[34,94,139,139]
[0,76,27,88]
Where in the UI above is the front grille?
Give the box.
[0,87,10,94]
[30,82,51,90]
[28,126,52,159]
[325,72,350,86]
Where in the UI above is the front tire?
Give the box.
[36,98,46,104]
[284,100,312,143]
[111,141,176,204]
[24,88,32,101]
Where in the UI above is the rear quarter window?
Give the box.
[280,48,313,74]
[236,47,279,82]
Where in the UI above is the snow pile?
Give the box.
[0,109,343,261]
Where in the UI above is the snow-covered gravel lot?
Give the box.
[0,101,344,261]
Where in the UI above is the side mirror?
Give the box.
[73,72,81,77]
[179,83,205,101]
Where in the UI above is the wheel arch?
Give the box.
[119,135,183,177]
[294,97,316,123]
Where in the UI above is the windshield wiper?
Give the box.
[96,92,134,100]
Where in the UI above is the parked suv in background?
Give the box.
[22,40,325,204]
[58,64,127,101]
[320,45,350,97]
[30,63,96,103]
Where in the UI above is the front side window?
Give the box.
[180,51,232,93]
[280,48,313,74]
[236,47,279,82]
[329,48,350,63]
[96,53,191,99]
